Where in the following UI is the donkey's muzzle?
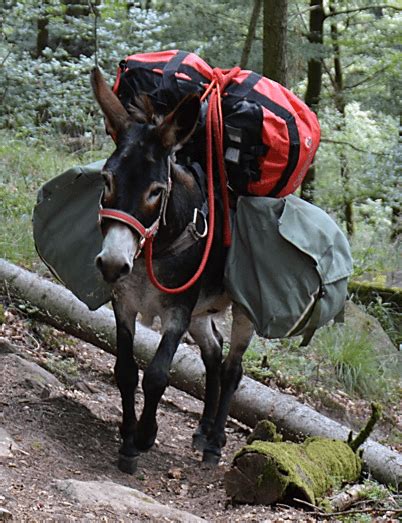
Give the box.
[95,254,132,283]
[95,222,137,283]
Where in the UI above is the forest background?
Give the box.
[0,1,401,415]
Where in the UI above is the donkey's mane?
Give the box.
[127,94,163,125]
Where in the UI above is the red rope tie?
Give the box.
[208,67,240,247]
[145,66,241,293]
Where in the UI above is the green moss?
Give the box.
[0,304,5,324]
[349,281,402,309]
[349,402,382,452]
[318,498,333,513]
[235,437,362,504]
[247,420,283,444]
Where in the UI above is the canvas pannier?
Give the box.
[224,195,353,343]
[32,160,111,310]
[113,50,320,199]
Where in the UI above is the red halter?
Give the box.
[98,208,161,258]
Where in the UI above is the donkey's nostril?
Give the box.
[95,255,103,272]
[120,263,131,278]
[95,253,131,283]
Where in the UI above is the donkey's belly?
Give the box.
[193,290,231,316]
[112,259,229,320]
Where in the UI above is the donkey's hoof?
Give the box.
[192,432,208,452]
[118,453,139,474]
[202,449,221,467]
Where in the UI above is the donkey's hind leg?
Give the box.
[189,316,223,451]
[203,303,254,465]
[112,298,139,474]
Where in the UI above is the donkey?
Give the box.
[91,67,254,474]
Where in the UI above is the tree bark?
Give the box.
[328,483,368,511]
[36,4,49,58]
[300,0,325,203]
[240,0,262,69]
[263,0,288,86]
[329,2,354,236]
[0,259,401,488]
[304,0,325,112]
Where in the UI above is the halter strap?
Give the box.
[98,157,173,258]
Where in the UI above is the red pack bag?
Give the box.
[112,50,320,198]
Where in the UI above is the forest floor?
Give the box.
[0,303,401,522]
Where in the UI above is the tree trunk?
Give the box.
[390,117,401,240]
[36,4,49,58]
[0,259,401,488]
[240,0,262,69]
[60,0,98,58]
[263,0,288,86]
[300,0,325,203]
[304,0,325,111]
[329,2,354,236]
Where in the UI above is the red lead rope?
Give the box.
[145,67,240,294]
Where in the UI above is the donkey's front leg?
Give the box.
[112,299,139,474]
[189,316,223,451]
[135,307,192,451]
[203,303,254,465]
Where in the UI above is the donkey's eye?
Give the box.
[149,187,162,199]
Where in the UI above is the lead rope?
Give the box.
[145,67,240,294]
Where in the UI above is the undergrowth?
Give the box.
[0,131,111,267]
[242,323,401,408]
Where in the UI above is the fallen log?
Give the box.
[327,483,369,512]
[0,259,401,488]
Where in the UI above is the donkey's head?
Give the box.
[91,67,200,283]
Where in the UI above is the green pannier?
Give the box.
[33,160,111,311]
[224,195,353,343]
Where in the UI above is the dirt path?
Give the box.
[0,310,316,522]
[0,306,400,522]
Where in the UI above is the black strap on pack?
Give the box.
[300,285,326,346]
[225,71,301,197]
[161,51,189,93]
[225,72,261,99]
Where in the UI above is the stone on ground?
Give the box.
[0,427,18,458]
[54,479,206,522]
[4,354,62,390]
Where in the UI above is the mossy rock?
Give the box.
[224,437,362,505]
[349,281,402,311]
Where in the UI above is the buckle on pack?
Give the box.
[191,208,208,239]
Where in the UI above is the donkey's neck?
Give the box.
[154,163,205,249]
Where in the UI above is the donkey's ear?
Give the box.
[157,94,200,149]
[91,67,130,136]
